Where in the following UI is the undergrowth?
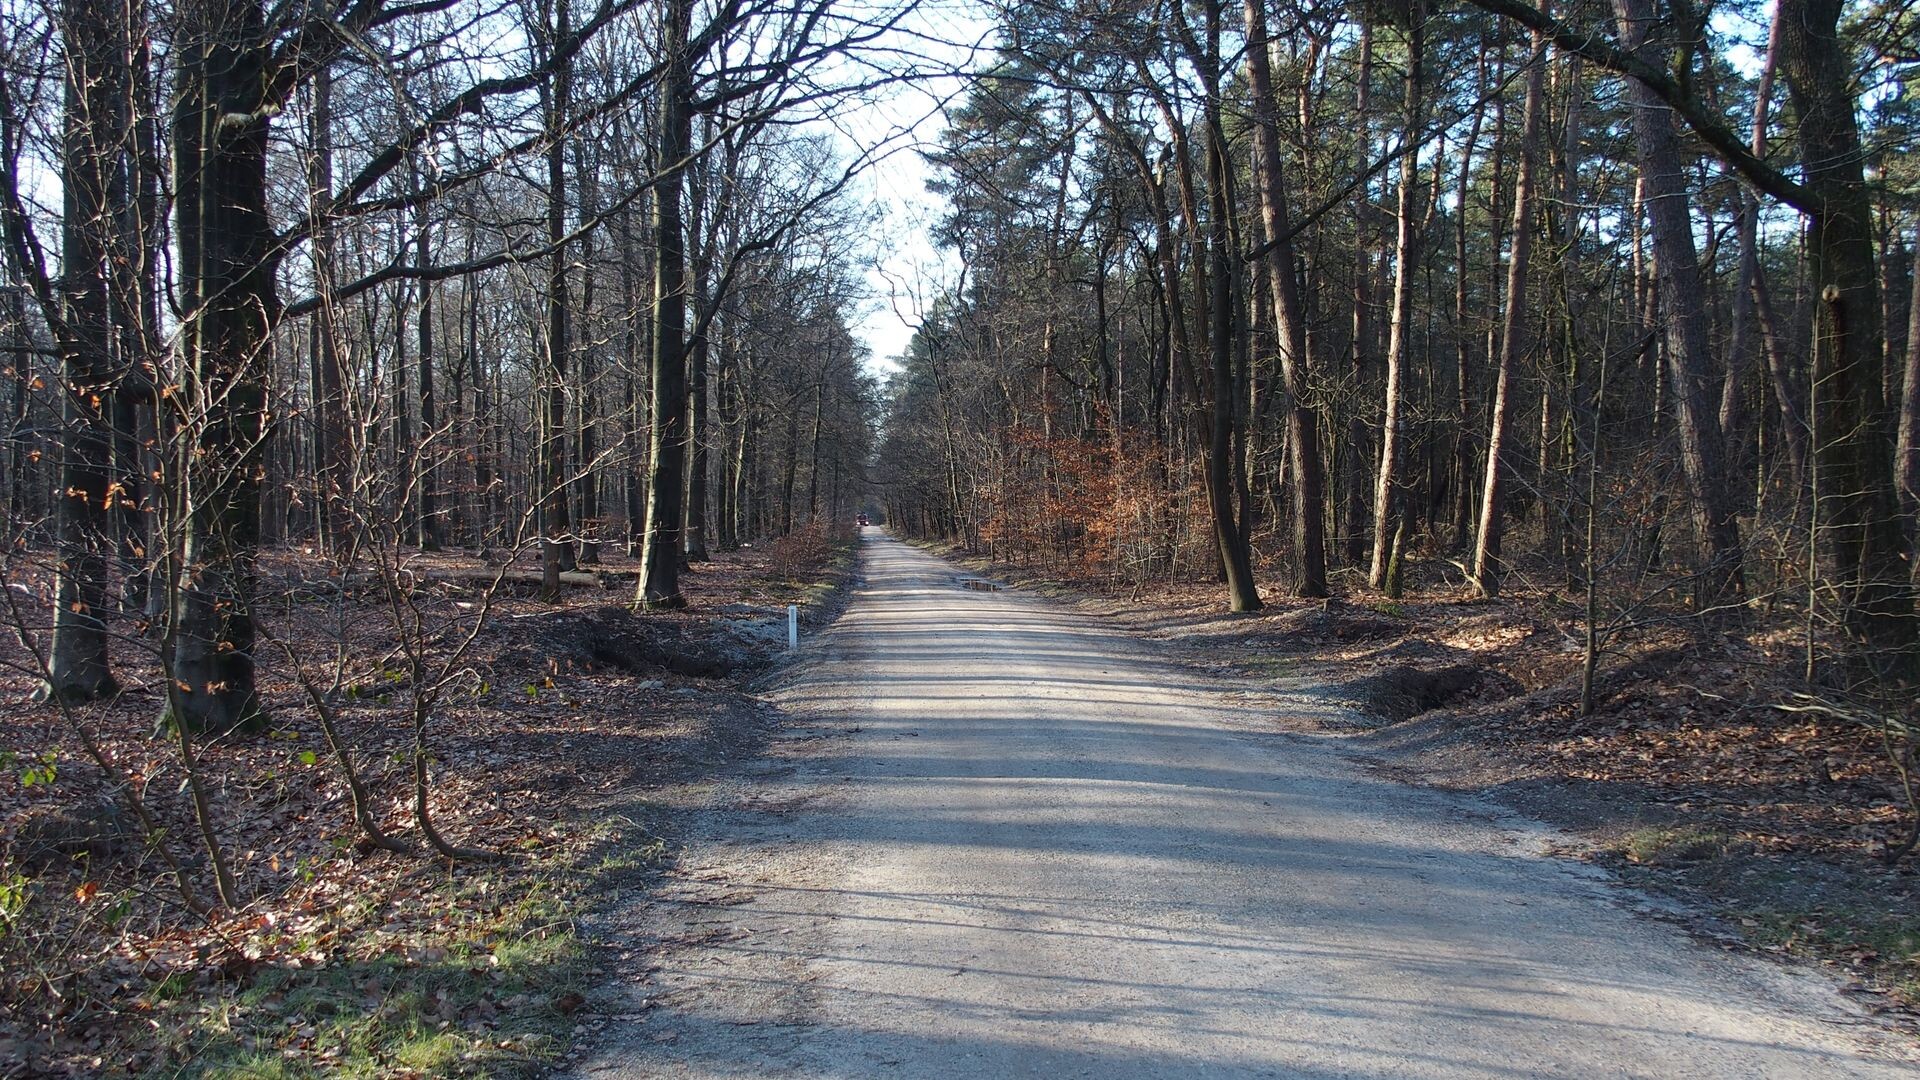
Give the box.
[134,836,639,1078]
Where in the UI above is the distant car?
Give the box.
[855,514,870,527]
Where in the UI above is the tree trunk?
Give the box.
[1471,27,1547,598]
[444,282,466,545]
[637,0,692,609]
[616,168,644,555]
[1614,0,1745,604]
[415,192,441,550]
[780,399,798,536]
[807,372,825,524]
[1450,46,1490,554]
[45,0,127,701]
[1898,222,1920,528]
[167,0,276,733]
[307,65,349,553]
[573,136,601,565]
[684,136,712,561]
[466,265,499,551]
[1720,17,1781,468]
[1369,7,1425,595]
[715,332,738,550]
[3,275,27,525]
[1548,55,1586,582]
[732,368,754,544]
[1242,0,1327,596]
[1343,23,1374,571]
[1777,0,1916,665]
[539,0,576,596]
[1200,0,1260,611]
[114,5,160,614]
[391,258,413,544]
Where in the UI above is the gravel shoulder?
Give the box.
[567,531,1919,1079]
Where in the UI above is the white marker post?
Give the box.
[787,604,799,650]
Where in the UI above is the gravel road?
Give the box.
[571,530,1918,1079]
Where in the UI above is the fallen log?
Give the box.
[424,568,612,589]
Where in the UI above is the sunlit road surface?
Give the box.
[573,529,1917,1079]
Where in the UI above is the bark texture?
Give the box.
[1471,28,1547,599]
[638,0,693,609]
[1242,0,1328,597]
[1776,0,1916,664]
[168,0,277,733]
[1613,0,1745,604]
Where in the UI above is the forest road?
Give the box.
[570,529,1919,1080]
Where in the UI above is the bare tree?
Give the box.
[1471,26,1547,599]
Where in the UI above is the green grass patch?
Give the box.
[1735,907,1920,1004]
[1239,654,1300,680]
[1615,834,1920,1006]
[138,852,618,1078]
[1619,826,1729,866]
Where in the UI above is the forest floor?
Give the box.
[921,541,1920,1029]
[0,529,855,1078]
